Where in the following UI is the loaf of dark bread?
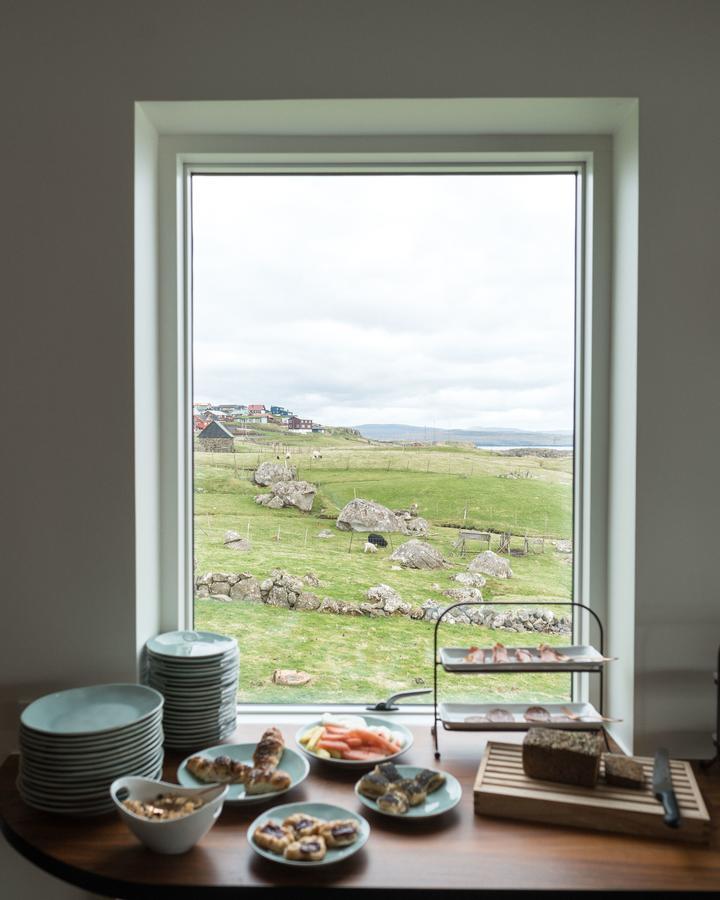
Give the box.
[522,727,601,787]
[603,754,645,789]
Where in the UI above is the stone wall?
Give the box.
[197,437,233,452]
[195,570,571,635]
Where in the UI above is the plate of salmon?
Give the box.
[296,714,413,768]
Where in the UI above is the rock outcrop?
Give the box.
[254,461,297,486]
[468,550,513,578]
[389,540,446,569]
[255,480,316,512]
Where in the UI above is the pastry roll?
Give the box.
[253,726,285,770]
[244,767,292,795]
[186,754,249,784]
[377,789,408,815]
[358,771,390,798]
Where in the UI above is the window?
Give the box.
[189,169,578,706]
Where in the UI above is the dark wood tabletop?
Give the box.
[2,718,719,897]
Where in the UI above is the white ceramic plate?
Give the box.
[247,801,369,867]
[146,631,237,659]
[354,765,462,819]
[21,684,163,737]
[295,716,413,769]
[177,742,309,805]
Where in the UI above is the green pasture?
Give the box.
[196,600,571,704]
[193,430,574,702]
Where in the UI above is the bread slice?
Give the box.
[522,727,601,788]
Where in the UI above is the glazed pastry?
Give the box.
[358,771,390,798]
[464,646,486,663]
[524,706,552,723]
[397,778,426,806]
[492,642,509,664]
[486,707,515,723]
[253,820,294,852]
[253,726,285,769]
[318,819,360,847]
[375,762,402,783]
[377,789,409,815]
[186,754,249,784]
[244,767,292,795]
[514,648,535,663]
[414,768,446,793]
[284,835,327,861]
[283,813,323,837]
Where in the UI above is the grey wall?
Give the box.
[2,1,720,895]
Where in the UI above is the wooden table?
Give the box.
[2,719,720,897]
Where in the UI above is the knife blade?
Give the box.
[652,747,681,828]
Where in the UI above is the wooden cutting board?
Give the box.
[474,741,710,842]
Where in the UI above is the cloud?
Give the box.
[192,173,576,431]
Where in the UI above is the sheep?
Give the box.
[285,452,291,460]
[312,450,322,460]
[363,542,378,553]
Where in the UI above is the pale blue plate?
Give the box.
[354,764,462,819]
[146,630,237,659]
[177,742,309,805]
[295,716,413,769]
[21,684,163,737]
[247,801,369,867]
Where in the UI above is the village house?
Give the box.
[197,420,234,452]
[287,416,314,433]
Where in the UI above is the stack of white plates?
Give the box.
[145,631,239,750]
[19,684,164,816]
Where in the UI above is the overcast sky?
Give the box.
[192,173,576,432]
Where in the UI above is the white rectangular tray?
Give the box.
[440,645,607,673]
[439,701,605,731]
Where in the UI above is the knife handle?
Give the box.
[657,790,681,828]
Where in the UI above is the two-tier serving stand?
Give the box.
[431,600,610,758]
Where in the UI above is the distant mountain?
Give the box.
[355,423,573,447]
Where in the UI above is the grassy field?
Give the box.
[193,427,574,703]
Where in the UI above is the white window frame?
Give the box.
[152,135,612,713]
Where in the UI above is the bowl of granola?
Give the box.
[110,776,228,854]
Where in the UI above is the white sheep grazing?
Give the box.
[363,541,377,553]
[312,450,322,459]
[285,452,291,459]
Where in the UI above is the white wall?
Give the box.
[3,1,719,895]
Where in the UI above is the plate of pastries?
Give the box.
[177,726,309,804]
[354,762,462,818]
[248,801,370,867]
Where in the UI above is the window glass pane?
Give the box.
[192,172,576,706]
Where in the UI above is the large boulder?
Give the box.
[389,540,447,569]
[468,550,513,579]
[442,587,484,604]
[256,480,316,512]
[254,461,297,486]
[223,530,251,551]
[336,498,406,533]
[404,516,429,537]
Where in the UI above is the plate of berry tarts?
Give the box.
[247,801,369,867]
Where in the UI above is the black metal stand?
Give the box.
[431,599,607,758]
[700,645,719,770]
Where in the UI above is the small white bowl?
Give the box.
[110,776,228,854]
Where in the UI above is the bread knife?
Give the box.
[652,747,681,828]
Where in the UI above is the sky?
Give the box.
[192,173,576,433]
